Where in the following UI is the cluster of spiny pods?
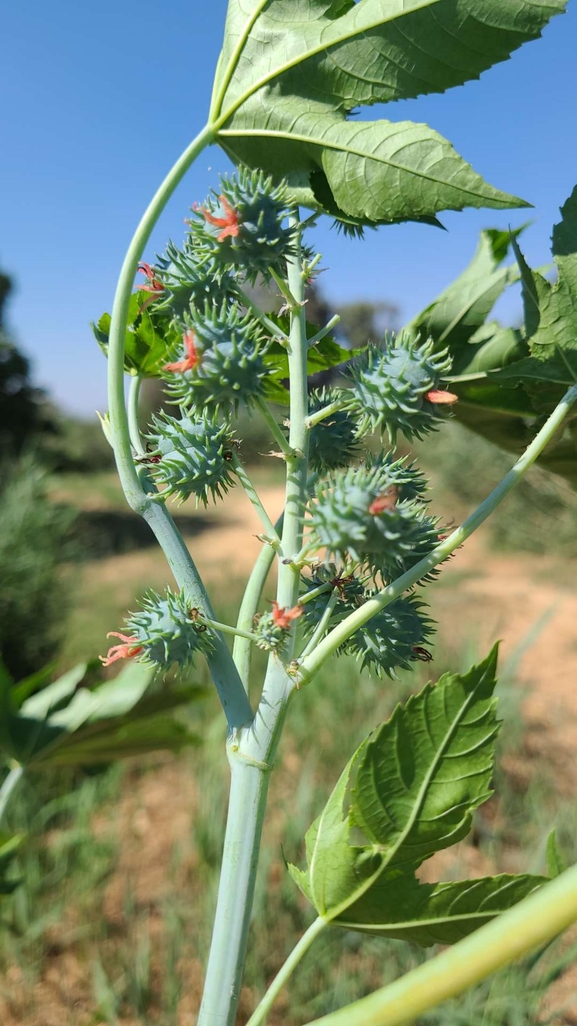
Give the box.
[102,168,457,678]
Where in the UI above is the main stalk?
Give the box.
[197,214,309,1025]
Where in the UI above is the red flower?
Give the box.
[424,389,458,405]
[137,262,164,294]
[271,601,304,630]
[164,330,201,374]
[368,487,399,516]
[100,632,144,667]
[200,195,240,241]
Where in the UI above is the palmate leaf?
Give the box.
[492,188,577,398]
[403,188,577,488]
[406,227,528,372]
[289,648,548,946]
[92,292,180,378]
[211,0,566,226]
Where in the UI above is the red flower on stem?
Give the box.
[100,632,144,667]
[271,601,304,630]
[424,389,458,405]
[164,330,201,374]
[200,195,240,241]
[137,262,164,294]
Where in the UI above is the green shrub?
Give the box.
[0,457,75,679]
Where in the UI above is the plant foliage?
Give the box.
[289,648,547,944]
[211,0,565,228]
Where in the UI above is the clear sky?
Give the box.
[2,1,576,416]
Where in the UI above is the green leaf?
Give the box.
[289,649,545,945]
[93,292,180,377]
[215,0,565,115]
[289,751,384,919]
[352,646,500,867]
[0,833,24,897]
[0,660,206,769]
[336,871,546,945]
[212,0,565,224]
[220,96,527,226]
[491,190,577,394]
[546,830,567,879]
[407,228,527,371]
[262,326,355,403]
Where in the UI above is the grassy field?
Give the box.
[2,445,577,1025]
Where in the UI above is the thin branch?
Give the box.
[231,454,282,549]
[255,396,294,457]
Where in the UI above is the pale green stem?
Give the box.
[305,398,346,430]
[233,514,283,689]
[0,766,24,824]
[255,396,294,457]
[127,374,145,454]
[298,383,577,687]
[197,213,309,1026]
[305,863,577,1026]
[307,314,340,348]
[234,284,289,341]
[197,754,271,1026]
[299,581,332,606]
[231,454,282,548]
[299,591,338,662]
[106,122,252,732]
[196,615,258,645]
[247,917,328,1026]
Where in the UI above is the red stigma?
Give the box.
[200,195,240,241]
[368,486,399,516]
[100,632,143,667]
[164,330,201,374]
[137,262,164,294]
[271,602,304,630]
[425,389,458,405]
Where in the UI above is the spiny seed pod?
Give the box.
[163,302,267,412]
[104,588,213,671]
[154,240,234,319]
[307,388,360,472]
[341,594,435,678]
[348,332,456,442]
[148,412,236,505]
[254,602,303,653]
[188,167,295,281]
[311,454,431,566]
[300,567,365,635]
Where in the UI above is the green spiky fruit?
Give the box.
[189,168,295,281]
[154,240,234,319]
[125,588,213,670]
[342,594,435,678]
[307,388,360,472]
[300,565,365,634]
[348,332,454,442]
[253,603,303,653]
[311,454,434,575]
[163,301,267,412]
[148,412,236,505]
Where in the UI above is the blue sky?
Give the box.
[2,1,576,415]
